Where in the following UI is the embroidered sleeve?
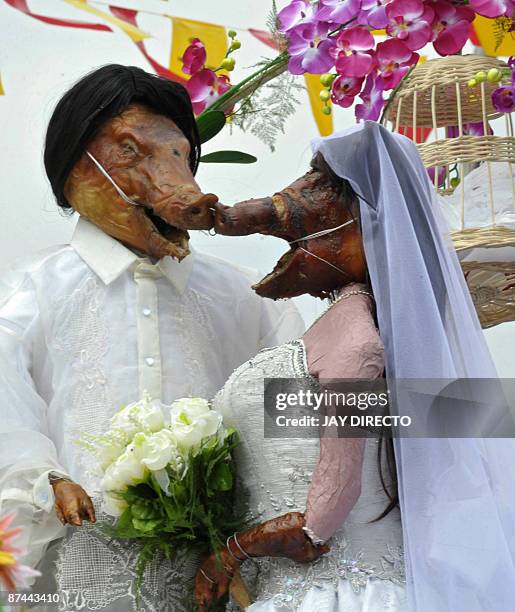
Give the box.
[0,274,67,573]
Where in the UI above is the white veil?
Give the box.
[312,121,515,611]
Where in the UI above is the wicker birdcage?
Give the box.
[383,54,515,328]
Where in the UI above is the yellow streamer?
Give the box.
[0,75,4,96]
[169,17,228,78]
[304,73,333,137]
[63,0,150,42]
[473,16,515,57]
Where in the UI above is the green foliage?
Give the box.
[266,0,280,40]
[196,111,226,144]
[493,17,512,52]
[210,462,233,491]
[199,150,257,164]
[229,70,304,152]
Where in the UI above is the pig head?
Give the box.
[213,160,367,299]
[65,103,217,261]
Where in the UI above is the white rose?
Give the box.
[101,463,127,492]
[135,398,165,432]
[169,398,222,453]
[96,431,127,470]
[101,433,148,490]
[103,493,128,517]
[110,398,164,436]
[171,397,211,418]
[109,404,141,439]
[140,429,178,471]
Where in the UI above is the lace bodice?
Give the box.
[213,340,405,609]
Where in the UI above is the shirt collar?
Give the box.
[70,217,195,294]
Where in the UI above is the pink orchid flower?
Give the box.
[355,73,385,121]
[492,85,515,113]
[386,0,435,51]
[376,38,419,89]
[278,0,318,32]
[431,1,474,56]
[288,33,337,74]
[287,17,332,46]
[490,55,514,111]
[331,74,365,107]
[0,512,40,591]
[186,69,231,115]
[446,122,493,137]
[286,20,336,75]
[335,27,375,78]
[508,56,515,81]
[317,0,363,24]
[427,166,446,187]
[286,12,331,43]
[181,38,207,76]
[469,0,513,17]
[359,0,394,29]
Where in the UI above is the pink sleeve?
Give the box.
[303,283,384,543]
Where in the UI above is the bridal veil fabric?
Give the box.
[311,122,515,612]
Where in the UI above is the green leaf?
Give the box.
[202,435,219,454]
[200,150,257,164]
[210,462,233,491]
[114,508,142,538]
[132,500,161,520]
[132,518,162,533]
[196,111,226,144]
[122,483,155,502]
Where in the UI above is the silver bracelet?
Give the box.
[226,535,246,562]
[199,568,216,585]
[302,525,326,546]
[233,531,252,559]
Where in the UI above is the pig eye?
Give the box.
[120,140,138,156]
[172,149,182,158]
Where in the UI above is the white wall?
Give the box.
[0,0,513,374]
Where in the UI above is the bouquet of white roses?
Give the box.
[78,394,241,586]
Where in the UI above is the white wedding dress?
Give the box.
[213,340,407,612]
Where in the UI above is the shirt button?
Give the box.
[142,307,151,317]
[145,357,155,367]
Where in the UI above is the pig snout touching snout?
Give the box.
[149,185,219,231]
[212,170,343,242]
[210,169,365,300]
[212,198,289,238]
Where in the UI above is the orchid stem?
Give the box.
[380,64,417,126]
[198,52,289,118]
[328,16,357,37]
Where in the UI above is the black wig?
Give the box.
[44,64,201,211]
